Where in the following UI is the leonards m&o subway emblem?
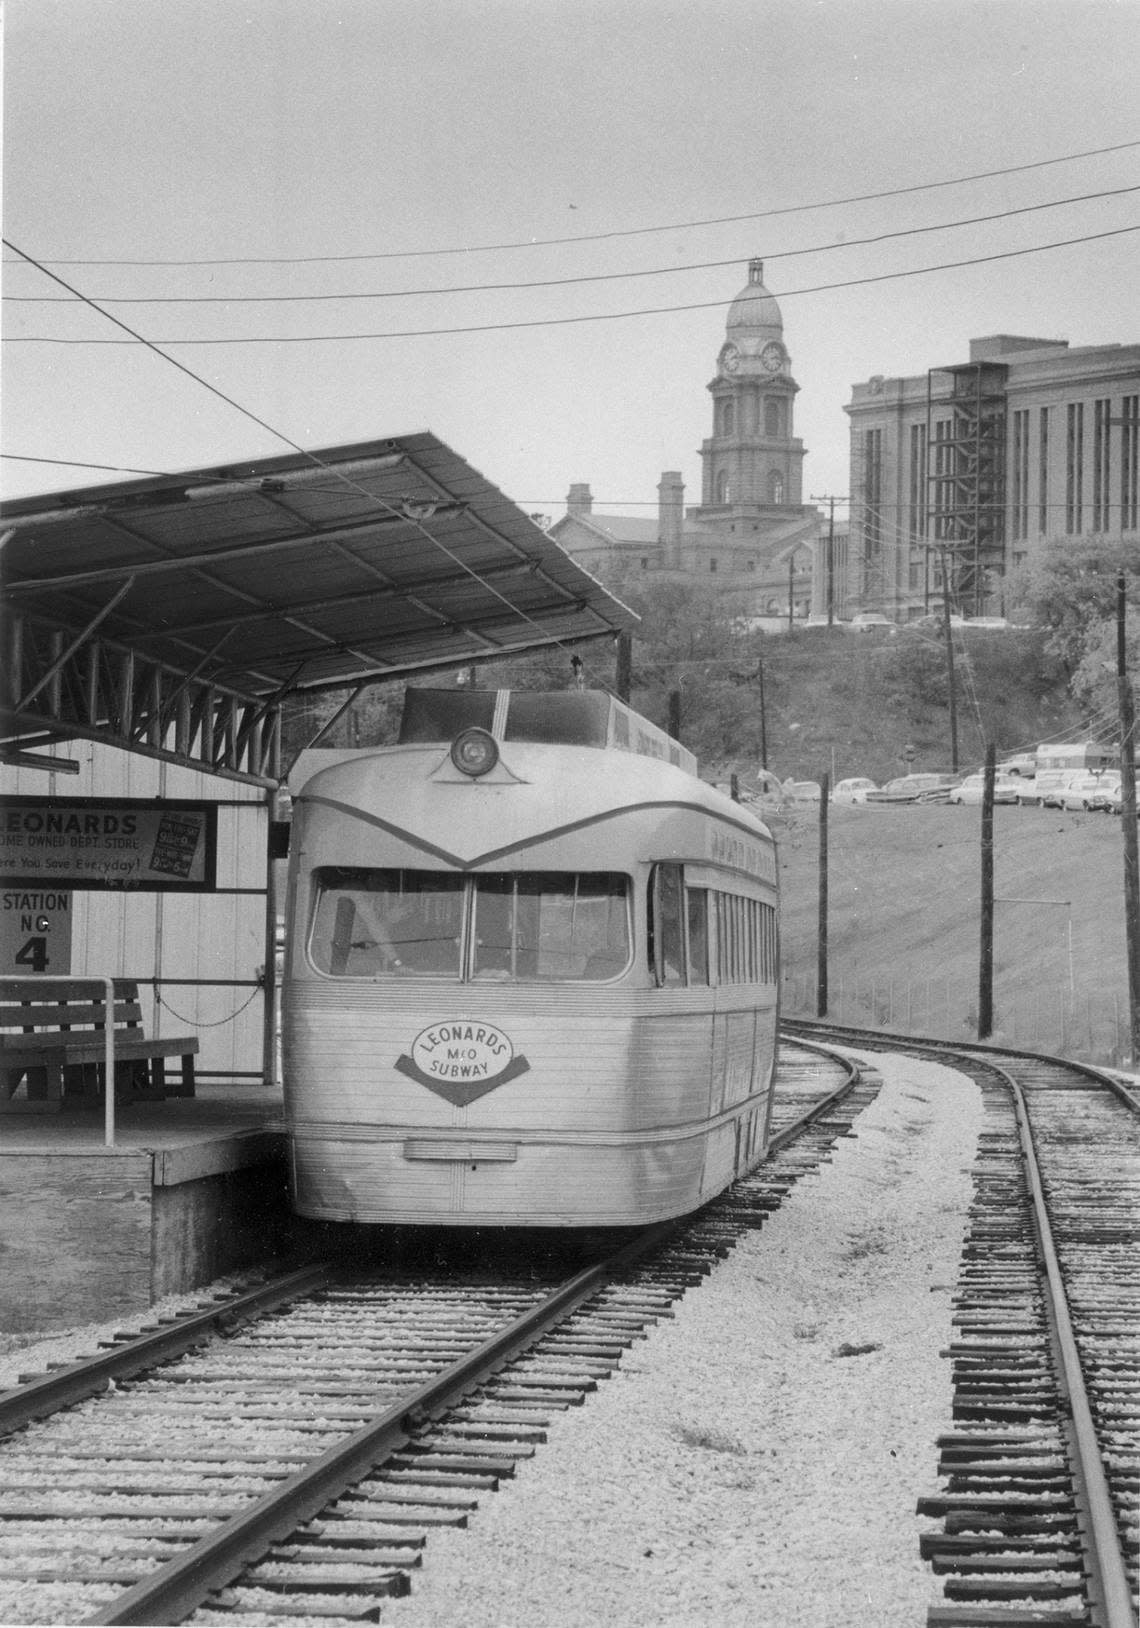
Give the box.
[395,1020,531,1107]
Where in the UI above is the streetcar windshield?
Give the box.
[309,868,630,981]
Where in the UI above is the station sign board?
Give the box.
[0,797,218,891]
[0,887,74,974]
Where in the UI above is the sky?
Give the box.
[3,0,1139,528]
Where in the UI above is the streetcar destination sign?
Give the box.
[0,797,218,890]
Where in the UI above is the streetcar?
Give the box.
[281,687,779,1227]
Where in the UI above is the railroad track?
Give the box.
[0,1039,866,1626]
[784,1019,1140,1628]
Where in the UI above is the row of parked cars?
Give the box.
[822,767,1125,811]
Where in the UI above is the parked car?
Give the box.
[1020,769,1081,808]
[1059,772,1120,812]
[850,613,896,632]
[832,777,878,804]
[948,772,1020,805]
[1104,780,1134,815]
[997,752,1037,778]
[865,773,958,805]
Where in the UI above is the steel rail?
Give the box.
[786,1018,1138,1627]
[84,1222,681,1626]
[0,1262,333,1438]
[767,1037,861,1148]
[80,1056,865,1626]
[780,1017,1140,1115]
[997,1060,1136,1628]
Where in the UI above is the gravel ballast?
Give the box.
[384,1052,983,1628]
[0,1051,983,1626]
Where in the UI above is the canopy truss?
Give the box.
[1,433,636,784]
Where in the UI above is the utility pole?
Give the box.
[668,686,682,744]
[940,545,960,772]
[787,555,796,632]
[757,659,769,769]
[810,494,848,626]
[615,631,632,703]
[978,743,995,1039]
[1116,570,1140,1061]
[817,773,830,1016]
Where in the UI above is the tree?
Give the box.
[1071,609,1140,731]
[1008,536,1140,674]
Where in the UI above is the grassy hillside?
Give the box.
[774,798,1132,1066]
[702,625,1084,788]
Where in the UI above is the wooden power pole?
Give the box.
[978,743,995,1038]
[1117,572,1140,1061]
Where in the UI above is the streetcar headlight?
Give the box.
[450,727,499,778]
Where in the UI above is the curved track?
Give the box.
[0,1040,865,1626]
[785,1020,1140,1628]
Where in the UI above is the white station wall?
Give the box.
[1,744,272,1085]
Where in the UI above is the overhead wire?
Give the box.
[0,236,627,694]
[8,183,1139,306]
[8,136,1138,266]
[7,222,1140,345]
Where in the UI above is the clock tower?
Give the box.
[696,259,805,515]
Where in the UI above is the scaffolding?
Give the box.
[926,362,1008,616]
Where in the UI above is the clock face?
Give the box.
[761,342,784,373]
[721,345,741,375]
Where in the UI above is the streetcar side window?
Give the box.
[648,863,686,987]
[708,890,778,986]
[686,888,710,985]
[310,868,463,976]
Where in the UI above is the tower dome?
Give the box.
[726,258,783,342]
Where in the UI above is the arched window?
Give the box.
[716,470,731,504]
[768,471,784,504]
[720,399,735,436]
[764,398,781,438]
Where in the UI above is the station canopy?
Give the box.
[0,433,637,785]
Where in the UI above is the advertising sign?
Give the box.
[0,888,74,974]
[0,798,218,891]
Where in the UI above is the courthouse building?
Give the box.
[552,260,820,617]
[832,333,1140,622]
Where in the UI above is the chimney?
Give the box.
[567,482,593,516]
[658,471,684,570]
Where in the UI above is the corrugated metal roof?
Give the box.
[0,432,637,700]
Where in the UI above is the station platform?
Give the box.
[0,1087,290,1335]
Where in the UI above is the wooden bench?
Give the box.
[0,979,198,1114]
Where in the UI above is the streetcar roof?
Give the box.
[292,740,773,865]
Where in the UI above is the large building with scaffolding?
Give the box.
[832,333,1140,621]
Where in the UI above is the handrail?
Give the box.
[1,974,117,1146]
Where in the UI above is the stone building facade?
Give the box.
[551,260,820,617]
[837,333,1140,622]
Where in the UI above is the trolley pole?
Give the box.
[817,773,830,1016]
[1116,571,1140,1061]
[978,743,995,1039]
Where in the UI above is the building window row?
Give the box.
[1066,402,1084,534]
[1011,409,1029,542]
[1123,394,1139,531]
